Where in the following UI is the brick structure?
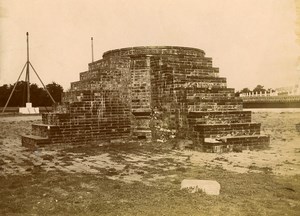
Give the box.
[22,46,270,152]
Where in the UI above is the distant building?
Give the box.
[239,76,300,108]
[240,76,300,98]
[240,84,300,98]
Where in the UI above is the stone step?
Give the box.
[187,104,243,112]
[22,134,50,149]
[132,129,152,140]
[203,135,270,153]
[194,122,261,138]
[187,97,242,103]
[32,124,60,138]
[188,110,252,124]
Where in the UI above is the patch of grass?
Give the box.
[175,166,188,172]
[248,165,273,174]
[41,154,55,161]
[0,168,299,215]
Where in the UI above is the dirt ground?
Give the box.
[0,110,299,215]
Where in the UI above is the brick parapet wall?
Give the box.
[102,46,206,59]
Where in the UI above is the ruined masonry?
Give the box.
[22,46,270,152]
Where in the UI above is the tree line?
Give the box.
[0,81,63,107]
[235,85,275,96]
[0,82,275,106]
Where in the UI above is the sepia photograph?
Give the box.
[0,0,299,215]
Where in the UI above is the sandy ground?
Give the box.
[0,111,299,184]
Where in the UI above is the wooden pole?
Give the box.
[26,32,30,103]
[29,62,56,104]
[1,62,27,113]
[91,37,94,62]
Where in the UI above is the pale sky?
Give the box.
[0,0,299,91]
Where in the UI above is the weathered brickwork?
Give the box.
[22,46,269,152]
[22,90,131,148]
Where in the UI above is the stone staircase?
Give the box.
[203,135,270,153]
[187,111,270,152]
[22,124,59,149]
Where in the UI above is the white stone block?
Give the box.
[26,103,32,108]
[181,179,220,195]
[19,106,39,114]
